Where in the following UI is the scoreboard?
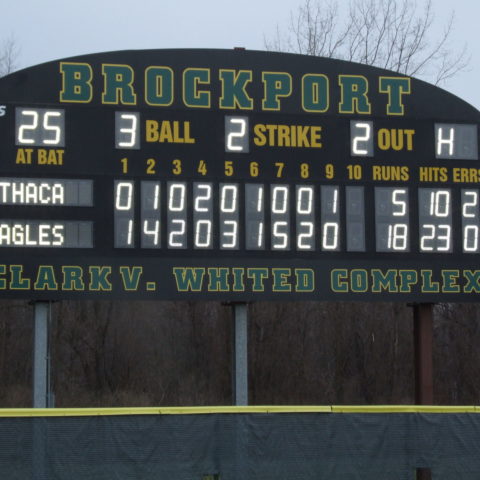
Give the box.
[0,48,479,301]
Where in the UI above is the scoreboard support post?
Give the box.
[413,303,434,480]
[32,301,53,408]
[413,303,433,405]
[232,302,248,406]
[32,302,50,480]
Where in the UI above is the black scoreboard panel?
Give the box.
[0,49,479,301]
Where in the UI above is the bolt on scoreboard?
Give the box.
[0,48,479,301]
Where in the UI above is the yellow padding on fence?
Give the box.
[331,405,478,413]
[0,405,478,417]
[0,405,332,417]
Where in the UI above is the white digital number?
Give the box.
[220,184,239,249]
[392,189,407,216]
[140,182,161,249]
[18,110,38,144]
[194,220,212,248]
[256,186,263,212]
[222,220,238,248]
[464,225,479,252]
[420,190,451,252]
[17,109,64,146]
[226,117,248,152]
[220,185,238,213]
[143,220,160,245]
[351,121,372,156]
[375,187,409,252]
[296,186,314,250]
[437,225,451,251]
[272,221,288,249]
[255,186,264,248]
[168,183,186,211]
[387,189,408,251]
[330,188,338,214]
[167,183,187,248]
[245,184,265,250]
[256,222,264,248]
[194,184,212,212]
[387,224,408,250]
[271,186,290,250]
[296,187,313,214]
[322,222,339,250]
[420,225,434,251]
[193,183,212,249]
[42,111,62,145]
[152,184,160,210]
[126,221,134,247]
[429,190,450,217]
[297,222,314,250]
[114,181,135,248]
[321,186,339,251]
[462,191,477,218]
[462,190,479,252]
[118,113,138,148]
[420,224,451,251]
[272,186,289,214]
[169,220,186,247]
[115,182,134,211]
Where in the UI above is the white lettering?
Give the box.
[0,181,65,205]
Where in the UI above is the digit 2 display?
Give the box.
[0,48,479,301]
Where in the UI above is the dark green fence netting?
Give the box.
[1,412,480,479]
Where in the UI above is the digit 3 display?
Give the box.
[0,49,479,301]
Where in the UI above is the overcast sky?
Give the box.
[3,0,479,109]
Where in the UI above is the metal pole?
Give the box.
[413,303,433,405]
[32,300,53,480]
[412,303,433,480]
[232,303,248,406]
[33,301,52,408]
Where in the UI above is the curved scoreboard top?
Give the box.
[0,48,479,301]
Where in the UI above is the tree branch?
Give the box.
[264,0,469,86]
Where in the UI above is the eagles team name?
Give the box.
[59,62,411,115]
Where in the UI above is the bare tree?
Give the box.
[265,0,468,85]
[0,34,20,77]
